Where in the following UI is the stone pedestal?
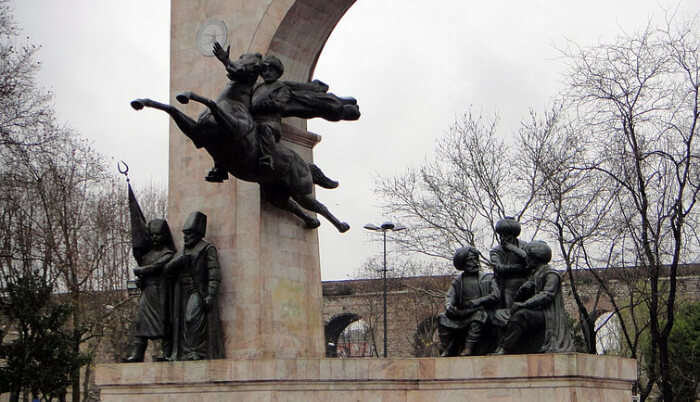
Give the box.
[96,353,637,401]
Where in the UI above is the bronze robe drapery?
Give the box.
[166,239,225,360]
[524,265,574,353]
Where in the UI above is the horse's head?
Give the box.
[226,53,263,83]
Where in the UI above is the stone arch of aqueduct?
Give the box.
[321,268,700,357]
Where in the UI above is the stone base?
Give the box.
[96,353,636,401]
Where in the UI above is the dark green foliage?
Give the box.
[0,273,89,400]
[666,303,700,402]
[640,301,700,402]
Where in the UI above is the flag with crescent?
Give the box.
[128,182,151,265]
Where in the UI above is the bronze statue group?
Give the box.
[124,212,572,362]
[124,183,223,362]
[438,217,574,356]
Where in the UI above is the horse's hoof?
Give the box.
[130,100,145,110]
[343,105,360,120]
[176,93,190,104]
[306,218,321,229]
[338,222,350,233]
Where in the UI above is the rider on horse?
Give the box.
[205,45,359,183]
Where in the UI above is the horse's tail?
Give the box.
[309,163,339,189]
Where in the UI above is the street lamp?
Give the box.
[126,279,140,297]
[363,221,406,358]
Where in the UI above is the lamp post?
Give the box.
[363,221,405,358]
[126,279,140,297]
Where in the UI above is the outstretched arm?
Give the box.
[164,253,188,277]
[212,42,231,68]
[133,251,175,276]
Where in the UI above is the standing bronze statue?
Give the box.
[125,219,176,362]
[121,168,176,363]
[438,246,500,356]
[490,217,530,308]
[131,42,359,232]
[165,212,225,360]
[492,241,574,354]
[489,217,530,332]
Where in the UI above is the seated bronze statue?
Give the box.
[438,246,499,356]
[492,240,574,354]
[437,226,575,357]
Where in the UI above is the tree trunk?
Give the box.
[71,290,81,402]
[581,314,596,354]
[71,329,80,402]
[658,337,674,402]
[82,362,92,401]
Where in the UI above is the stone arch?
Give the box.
[266,0,356,83]
[594,310,621,354]
[324,312,361,357]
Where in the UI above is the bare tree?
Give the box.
[0,129,135,401]
[375,111,538,261]
[0,3,144,400]
[1,142,168,400]
[517,107,624,354]
[558,16,700,401]
[0,0,55,150]
[135,180,168,221]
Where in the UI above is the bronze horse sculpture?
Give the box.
[131,44,359,232]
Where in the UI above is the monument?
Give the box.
[95,1,637,400]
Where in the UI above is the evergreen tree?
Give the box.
[0,273,89,401]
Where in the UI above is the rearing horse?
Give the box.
[131,52,350,232]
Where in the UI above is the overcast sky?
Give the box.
[10,0,700,280]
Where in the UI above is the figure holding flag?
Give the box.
[120,162,176,362]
